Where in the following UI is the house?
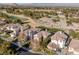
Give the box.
[68,39,79,55]
[18,30,26,45]
[6,23,21,38]
[33,31,51,41]
[47,31,71,55]
[30,30,50,50]
[6,23,21,30]
[47,42,59,51]
[0,20,6,25]
[30,38,41,50]
[33,32,43,42]
[50,31,69,49]
[16,28,40,46]
[24,28,40,40]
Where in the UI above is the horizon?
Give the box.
[0,3,79,8]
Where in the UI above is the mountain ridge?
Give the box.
[0,3,79,8]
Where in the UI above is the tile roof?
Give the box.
[34,31,50,39]
[6,23,21,30]
[47,42,59,50]
[51,31,68,41]
[69,39,79,52]
[0,20,6,25]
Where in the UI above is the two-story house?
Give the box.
[24,28,40,40]
[47,31,69,51]
[30,30,50,50]
[51,31,68,48]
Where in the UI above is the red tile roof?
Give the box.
[47,42,59,50]
[69,39,79,52]
[51,31,68,41]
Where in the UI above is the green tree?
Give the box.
[0,41,15,55]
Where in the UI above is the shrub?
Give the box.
[37,26,62,33]
[69,30,79,39]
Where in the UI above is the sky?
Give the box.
[0,3,79,7]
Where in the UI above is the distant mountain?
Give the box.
[17,3,79,7]
[0,3,79,8]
